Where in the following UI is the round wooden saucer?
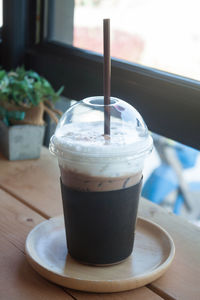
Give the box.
[25,216,175,293]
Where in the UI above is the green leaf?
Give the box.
[0,66,63,107]
[26,70,40,80]
[0,70,6,80]
[56,86,64,96]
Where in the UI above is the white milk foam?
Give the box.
[51,121,152,177]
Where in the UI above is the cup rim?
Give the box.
[83,96,119,107]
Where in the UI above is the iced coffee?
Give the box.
[50,96,153,265]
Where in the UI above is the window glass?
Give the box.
[46,0,200,81]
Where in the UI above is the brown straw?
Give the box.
[103,18,111,136]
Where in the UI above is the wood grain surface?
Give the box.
[25,216,174,293]
[1,147,200,299]
[0,149,62,218]
[0,189,162,300]
[0,189,73,300]
[138,200,200,300]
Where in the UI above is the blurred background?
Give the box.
[42,0,200,225]
[0,0,200,225]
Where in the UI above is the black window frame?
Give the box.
[2,0,200,150]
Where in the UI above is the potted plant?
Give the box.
[0,66,63,160]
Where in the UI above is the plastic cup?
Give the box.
[50,96,153,265]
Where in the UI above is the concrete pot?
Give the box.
[0,121,45,160]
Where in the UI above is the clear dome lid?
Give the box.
[49,96,153,160]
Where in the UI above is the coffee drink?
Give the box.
[50,97,153,265]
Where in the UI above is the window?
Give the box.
[2,0,200,224]
[45,0,200,81]
[2,0,200,150]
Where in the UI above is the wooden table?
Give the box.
[0,147,200,300]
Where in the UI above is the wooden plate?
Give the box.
[25,216,175,293]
